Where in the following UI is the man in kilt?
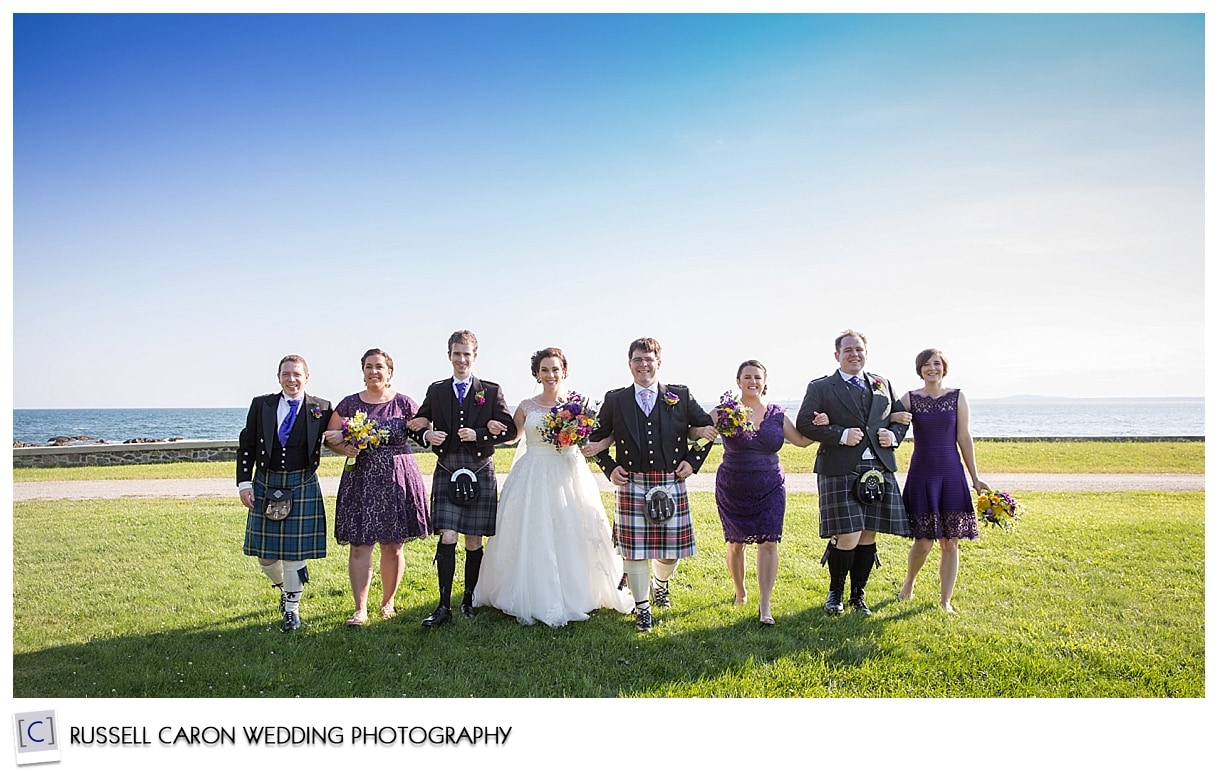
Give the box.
[408,330,517,627]
[588,337,717,632]
[237,354,333,632]
[796,329,910,616]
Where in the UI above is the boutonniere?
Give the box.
[309,405,323,419]
[663,391,679,407]
[870,377,886,395]
[474,389,486,406]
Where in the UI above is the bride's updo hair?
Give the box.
[530,347,568,377]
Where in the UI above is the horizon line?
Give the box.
[11,394,1208,410]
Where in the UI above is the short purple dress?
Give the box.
[714,403,786,544]
[334,393,431,545]
[902,390,978,541]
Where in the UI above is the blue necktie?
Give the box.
[849,376,867,392]
[278,399,300,445]
[456,382,468,404]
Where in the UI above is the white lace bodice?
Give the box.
[518,397,568,455]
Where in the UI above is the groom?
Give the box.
[796,329,910,616]
[588,337,716,632]
[408,330,517,627]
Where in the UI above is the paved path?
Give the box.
[11,473,1204,501]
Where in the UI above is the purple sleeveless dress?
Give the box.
[334,393,431,545]
[902,390,978,540]
[713,403,786,544]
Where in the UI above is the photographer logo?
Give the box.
[13,710,61,765]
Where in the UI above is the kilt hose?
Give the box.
[430,446,500,536]
[244,468,328,561]
[816,457,911,539]
[613,470,696,560]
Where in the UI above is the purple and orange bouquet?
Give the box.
[976,489,1019,528]
[713,391,756,438]
[341,410,390,467]
[541,392,600,451]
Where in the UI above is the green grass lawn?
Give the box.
[12,491,1203,698]
[11,439,1205,482]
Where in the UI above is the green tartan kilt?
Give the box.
[243,468,328,561]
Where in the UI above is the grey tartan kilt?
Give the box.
[430,447,500,536]
[243,468,328,560]
[816,458,910,538]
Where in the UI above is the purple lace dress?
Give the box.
[714,403,786,544]
[902,390,978,540]
[334,393,431,545]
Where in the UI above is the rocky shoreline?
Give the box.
[13,436,186,448]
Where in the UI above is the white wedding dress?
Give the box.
[475,398,634,626]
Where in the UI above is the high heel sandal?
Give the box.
[758,611,775,626]
[380,604,397,620]
[346,610,368,627]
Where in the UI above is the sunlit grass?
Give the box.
[12,491,1203,698]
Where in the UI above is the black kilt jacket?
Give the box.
[237,392,333,483]
[408,376,517,460]
[590,383,713,480]
[794,372,908,477]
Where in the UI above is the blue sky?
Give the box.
[11,13,1205,408]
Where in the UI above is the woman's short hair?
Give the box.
[914,348,948,377]
[530,347,568,377]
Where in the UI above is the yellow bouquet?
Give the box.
[976,489,1019,528]
[341,410,390,467]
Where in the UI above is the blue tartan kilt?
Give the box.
[613,470,696,560]
[816,458,910,539]
[430,447,500,536]
[244,468,328,560]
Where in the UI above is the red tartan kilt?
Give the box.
[613,471,696,560]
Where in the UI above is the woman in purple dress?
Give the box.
[713,360,814,626]
[323,349,431,626]
[895,348,988,613]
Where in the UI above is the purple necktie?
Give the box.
[640,389,653,415]
[278,399,300,445]
[849,376,867,392]
[456,382,468,404]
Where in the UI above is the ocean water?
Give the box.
[10,399,1205,445]
[13,408,249,445]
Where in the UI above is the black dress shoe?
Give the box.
[849,596,872,616]
[421,605,452,628]
[282,610,301,633]
[824,590,844,616]
[460,601,477,619]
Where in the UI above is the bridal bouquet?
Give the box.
[713,391,756,438]
[341,410,390,467]
[976,489,1019,528]
[541,392,599,451]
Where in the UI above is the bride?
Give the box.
[474,347,634,626]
